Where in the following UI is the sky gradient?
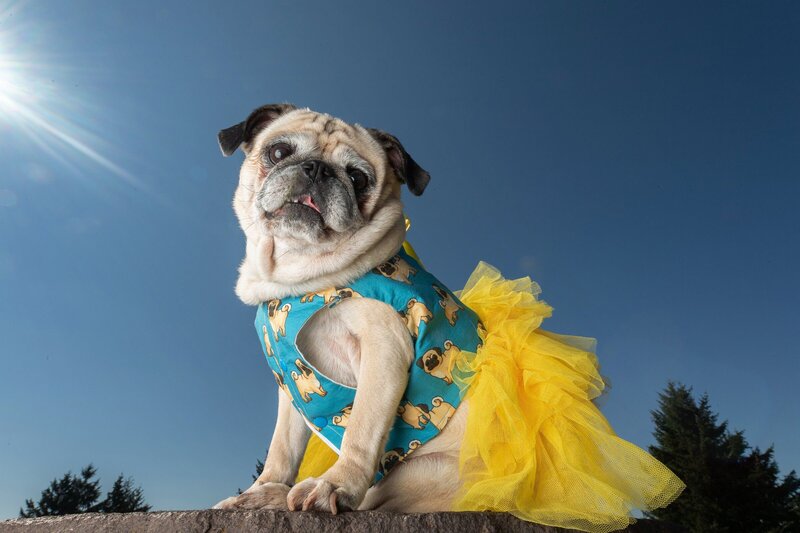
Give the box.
[1,0,798,519]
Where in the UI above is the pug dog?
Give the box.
[396,401,431,430]
[373,255,417,284]
[300,287,340,304]
[301,286,362,304]
[332,403,353,428]
[379,440,422,477]
[416,340,460,384]
[433,284,462,326]
[213,104,469,514]
[399,298,433,339]
[272,370,292,399]
[267,299,291,341]
[427,396,457,431]
[290,359,327,403]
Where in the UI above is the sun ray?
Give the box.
[0,92,147,189]
[0,1,153,196]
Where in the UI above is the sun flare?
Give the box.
[0,5,147,192]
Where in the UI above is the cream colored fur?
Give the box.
[214,108,466,514]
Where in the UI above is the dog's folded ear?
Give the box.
[367,128,431,196]
[218,103,297,157]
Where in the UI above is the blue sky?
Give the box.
[1,0,798,519]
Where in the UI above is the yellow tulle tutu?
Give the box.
[296,260,685,532]
[451,262,685,531]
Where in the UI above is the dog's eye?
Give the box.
[268,143,293,164]
[348,169,368,191]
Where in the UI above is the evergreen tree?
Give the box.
[101,475,151,513]
[20,465,102,517]
[20,465,150,517]
[252,457,265,482]
[648,382,800,532]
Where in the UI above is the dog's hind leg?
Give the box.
[358,452,462,512]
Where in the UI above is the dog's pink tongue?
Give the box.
[300,194,321,213]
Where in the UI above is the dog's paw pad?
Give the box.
[213,482,290,511]
[287,477,359,514]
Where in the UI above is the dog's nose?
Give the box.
[301,160,335,181]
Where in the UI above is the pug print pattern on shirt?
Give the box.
[255,249,482,482]
[266,299,291,341]
[433,285,462,326]
[399,298,433,339]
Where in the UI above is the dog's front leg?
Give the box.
[213,391,310,510]
[287,299,413,514]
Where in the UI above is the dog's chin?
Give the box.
[269,202,322,220]
[263,204,332,244]
[235,198,406,305]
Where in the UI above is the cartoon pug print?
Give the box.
[433,284,462,326]
[262,325,274,357]
[300,287,340,304]
[473,321,487,350]
[399,298,433,339]
[290,359,327,402]
[303,287,363,306]
[380,449,405,476]
[332,403,353,428]
[271,370,292,400]
[427,396,456,430]
[397,401,430,429]
[416,340,461,385]
[379,439,422,476]
[335,287,362,300]
[373,256,417,284]
[267,299,292,342]
[326,287,364,308]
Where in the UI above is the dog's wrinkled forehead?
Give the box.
[254,109,385,173]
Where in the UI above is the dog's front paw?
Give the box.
[286,476,363,514]
[213,481,291,510]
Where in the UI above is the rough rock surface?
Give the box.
[0,510,685,532]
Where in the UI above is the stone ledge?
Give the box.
[0,510,685,533]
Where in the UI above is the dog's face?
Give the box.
[373,256,402,277]
[218,105,431,303]
[336,288,358,299]
[417,347,443,372]
[375,262,397,277]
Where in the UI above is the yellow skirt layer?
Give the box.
[296,261,685,532]
[453,262,685,532]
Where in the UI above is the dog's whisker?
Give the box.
[242,219,260,233]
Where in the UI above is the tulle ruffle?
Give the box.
[452,262,685,532]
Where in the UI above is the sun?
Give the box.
[0,6,150,193]
[0,14,39,119]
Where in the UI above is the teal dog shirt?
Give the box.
[255,249,481,480]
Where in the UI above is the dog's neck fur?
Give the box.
[235,203,406,305]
